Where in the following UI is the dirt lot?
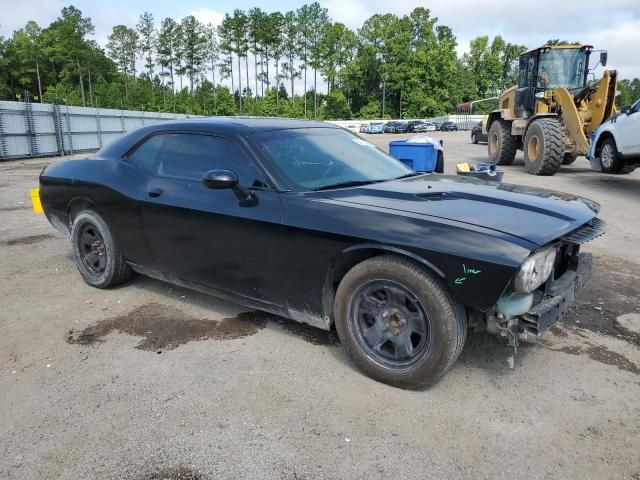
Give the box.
[1,131,639,480]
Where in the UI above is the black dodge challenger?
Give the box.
[39,118,604,388]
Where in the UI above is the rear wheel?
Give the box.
[523,118,564,175]
[562,153,578,165]
[334,255,467,389]
[488,119,516,165]
[71,210,132,288]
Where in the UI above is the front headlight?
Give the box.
[514,247,557,293]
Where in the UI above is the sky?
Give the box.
[1,0,640,88]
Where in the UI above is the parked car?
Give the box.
[440,121,459,131]
[384,121,409,134]
[407,120,425,132]
[432,121,444,130]
[359,123,370,133]
[414,122,437,133]
[587,99,640,174]
[471,121,488,144]
[39,118,603,388]
[368,122,385,134]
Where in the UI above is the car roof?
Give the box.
[96,117,339,159]
[153,116,333,132]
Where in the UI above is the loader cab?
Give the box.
[515,45,593,118]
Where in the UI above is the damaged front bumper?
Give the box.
[487,252,592,348]
[521,253,592,338]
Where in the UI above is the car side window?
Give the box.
[127,134,165,173]
[132,133,267,187]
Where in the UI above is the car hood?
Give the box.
[321,174,599,246]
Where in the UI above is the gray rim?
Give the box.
[349,280,431,368]
[601,143,614,168]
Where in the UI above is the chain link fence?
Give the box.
[0,91,198,161]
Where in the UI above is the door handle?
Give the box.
[148,188,163,198]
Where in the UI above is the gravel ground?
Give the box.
[1,131,639,480]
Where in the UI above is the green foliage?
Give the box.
[545,39,582,46]
[137,12,156,80]
[618,79,640,108]
[358,100,381,118]
[324,90,351,119]
[2,4,635,121]
[461,35,526,98]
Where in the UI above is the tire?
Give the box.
[488,119,516,165]
[471,133,478,144]
[599,138,631,174]
[523,118,564,175]
[71,210,132,288]
[562,153,578,165]
[334,255,467,389]
[435,151,444,173]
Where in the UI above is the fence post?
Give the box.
[65,103,74,155]
[0,105,7,160]
[23,90,39,157]
[120,108,125,134]
[52,104,63,156]
[95,107,103,149]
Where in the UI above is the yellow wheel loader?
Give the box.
[487,45,617,175]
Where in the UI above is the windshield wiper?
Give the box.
[311,179,385,191]
[393,172,424,180]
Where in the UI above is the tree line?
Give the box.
[1,5,638,119]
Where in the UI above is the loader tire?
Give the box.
[524,118,564,175]
[562,153,578,165]
[488,119,516,166]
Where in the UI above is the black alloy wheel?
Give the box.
[77,222,107,274]
[350,280,430,368]
[71,210,132,288]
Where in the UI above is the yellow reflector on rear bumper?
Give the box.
[30,188,43,214]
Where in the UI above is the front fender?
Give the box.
[332,240,526,313]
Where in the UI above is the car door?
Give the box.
[132,131,284,306]
[618,100,640,154]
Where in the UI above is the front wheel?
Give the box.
[471,133,478,144]
[599,138,634,173]
[71,210,132,288]
[334,255,467,389]
[523,118,564,175]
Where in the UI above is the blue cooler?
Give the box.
[389,140,438,172]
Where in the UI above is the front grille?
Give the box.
[561,217,606,245]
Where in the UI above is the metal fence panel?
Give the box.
[0,98,199,161]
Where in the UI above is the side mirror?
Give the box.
[600,51,608,67]
[202,169,238,189]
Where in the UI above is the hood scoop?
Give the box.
[417,191,459,201]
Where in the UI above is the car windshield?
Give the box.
[537,48,587,90]
[252,127,413,191]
